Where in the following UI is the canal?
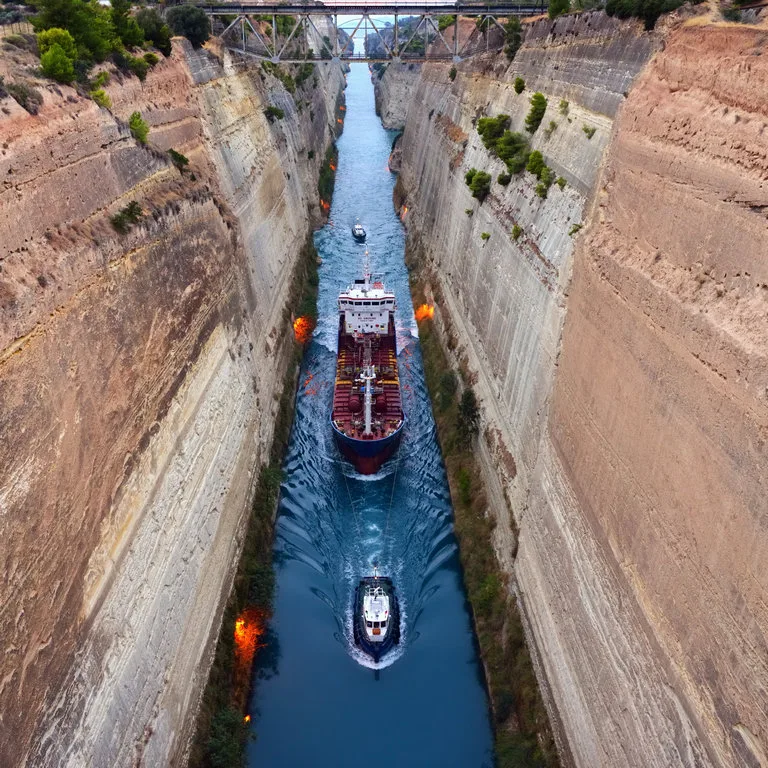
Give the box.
[247,63,494,767]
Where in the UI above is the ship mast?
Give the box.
[362,338,374,435]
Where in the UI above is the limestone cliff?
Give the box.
[372,61,421,129]
[389,12,767,767]
[0,40,343,766]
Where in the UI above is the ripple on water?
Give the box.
[248,64,493,768]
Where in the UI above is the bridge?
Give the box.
[202,3,546,63]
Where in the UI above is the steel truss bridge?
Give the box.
[201,3,545,63]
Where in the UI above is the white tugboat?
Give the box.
[353,565,400,662]
[351,220,366,241]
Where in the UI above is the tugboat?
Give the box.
[351,220,366,241]
[331,254,405,474]
[353,566,400,662]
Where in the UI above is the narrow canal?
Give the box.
[247,64,494,767]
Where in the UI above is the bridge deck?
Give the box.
[203,4,544,15]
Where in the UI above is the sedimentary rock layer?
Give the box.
[390,13,767,767]
[0,40,343,766]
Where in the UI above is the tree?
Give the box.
[513,76,525,94]
[37,27,77,58]
[41,43,75,83]
[207,707,246,768]
[549,0,570,18]
[32,0,115,62]
[504,17,522,61]
[525,92,547,133]
[457,389,480,447]
[129,111,149,144]
[110,0,143,48]
[166,5,211,48]
[135,8,171,56]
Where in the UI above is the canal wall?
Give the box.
[388,12,768,768]
[0,39,344,766]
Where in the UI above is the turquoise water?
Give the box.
[246,64,494,768]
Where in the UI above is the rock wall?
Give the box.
[390,13,767,768]
[372,61,421,130]
[0,40,344,766]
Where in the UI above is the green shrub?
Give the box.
[513,77,525,94]
[37,27,77,58]
[307,149,315,159]
[207,707,247,768]
[481,232,490,242]
[5,80,43,114]
[129,54,149,81]
[549,0,570,18]
[457,467,472,507]
[111,0,143,48]
[512,224,522,240]
[568,223,583,236]
[437,14,455,31]
[3,34,33,51]
[556,176,566,190]
[168,148,189,171]
[582,124,596,139]
[495,131,530,174]
[525,92,547,133]
[92,70,110,88]
[41,43,75,83]
[605,0,685,30]
[438,370,458,411]
[110,200,143,233]
[129,111,149,144]
[144,52,159,67]
[558,98,569,115]
[526,150,545,177]
[32,0,114,63]
[536,166,556,199]
[497,172,511,186]
[295,62,315,87]
[465,169,492,202]
[166,5,211,48]
[457,388,480,447]
[477,114,510,150]
[449,66,457,81]
[465,208,473,216]
[504,17,522,61]
[135,8,172,57]
[317,144,337,204]
[543,119,557,138]
[90,88,111,108]
[264,105,284,121]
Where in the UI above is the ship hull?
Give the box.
[352,577,400,662]
[332,420,404,474]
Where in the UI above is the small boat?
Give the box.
[351,221,366,241]
[353,567,400,662]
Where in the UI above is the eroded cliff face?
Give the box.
[0,40,343,766]
[372,61,422,130]
[390,13,767,768]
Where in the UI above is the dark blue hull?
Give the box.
[331,418,404,474]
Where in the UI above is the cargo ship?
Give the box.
[331,257,404,474]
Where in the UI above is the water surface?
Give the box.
[247,63,494,768]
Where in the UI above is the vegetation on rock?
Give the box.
[504,17,522,61]
[548,0,570,18]
[129,111,149,144]
[513,76,525,94]
[525,92,547,133]
[166,5,211,48]
[135,8,172,57]
[110,201,143,233]
[512,224,523,240]
[465,168,492,202]
[605,0,686,30]
[264,105,285,121]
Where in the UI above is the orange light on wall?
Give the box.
[329,163,336,171]
[415,304,435,321]
[337,118,343,124]
[234,608,265,669]
[400,205,408,221]
[293,315,315,344]
[244,715,251,723]
[339,105,346,111]
[320,199,330,212]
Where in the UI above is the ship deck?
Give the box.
[331,316,403,441]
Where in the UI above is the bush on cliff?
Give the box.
[32,0,114,63]
[166,5,211,48]
[207,707,247,768]
[548,0,570,19]
[477,114,510,150]
[37,27,77,59]
[504,16,522,60]
[264,105,285,121]
[465,168,492,203]
[135,8,172,57]
[514,76,525,94]
[525,92,547,133]
[3,79,44,114]
[457,388,480,447]
[129,111,149,144]
[90,87,111,108]
[110,0,143,48]
[110,201,143,233]
[605,0,684,30]
[40,42,75,82]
